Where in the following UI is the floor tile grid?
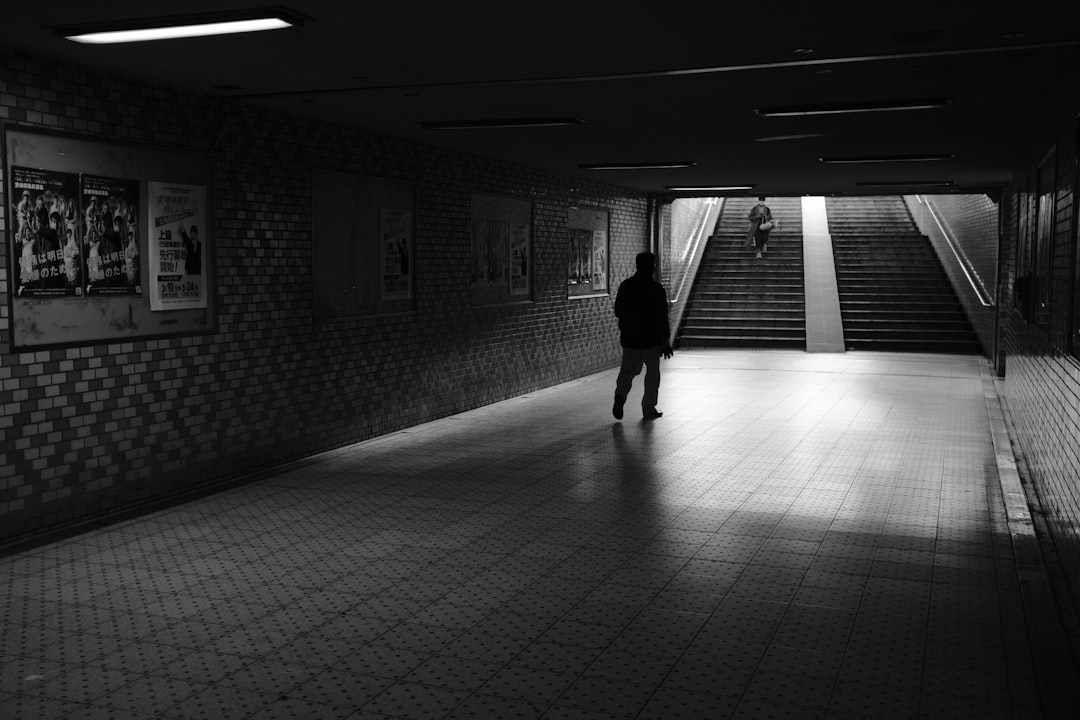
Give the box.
[0,369,976,716]
[630,358,1023,716]
[0,349,1058,720]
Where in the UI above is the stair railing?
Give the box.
[668,197,723,346]
[910,195,993,307]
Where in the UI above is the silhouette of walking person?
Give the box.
[612,251,673,420]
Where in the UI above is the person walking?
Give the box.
[748,196,774,260]
[612,251,673,420]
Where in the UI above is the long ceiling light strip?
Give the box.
[666,185,754,192]
[580,161,696,170]
[420,117,585,130]
[820,154,954,164]
[755,98,950,117]
[229,40,1078,100]
[855,180,954,187]
[57,10,302,44]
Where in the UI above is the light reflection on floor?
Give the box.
[1,350,1072,719]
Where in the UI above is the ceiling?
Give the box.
[1,1,1078,197]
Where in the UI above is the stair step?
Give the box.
[678,336,807,349]
[678,195,980,355]
[677,197,806,350]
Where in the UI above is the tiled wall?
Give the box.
[999,113,1080,609]
[0,49,650,544]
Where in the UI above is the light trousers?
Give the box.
[615,345,662,414]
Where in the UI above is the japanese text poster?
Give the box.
[10,166,81,297]
[148,181,207,310]
[82,174,140,295]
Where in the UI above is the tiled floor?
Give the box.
[2,350,1076,719]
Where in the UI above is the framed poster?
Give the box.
[4,125,214,350]
[380,207,413,301]
[567,206,610,298]
[311,169,415,320]
[470,192,532,307]
[148,182,207,311]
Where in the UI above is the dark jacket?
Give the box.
[614,271,670,349]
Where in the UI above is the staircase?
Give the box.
[676,197,804,348]
[826,196,980,353]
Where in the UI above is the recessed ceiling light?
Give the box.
[820,154,954,164]
[755,98,950,117]
[580,161,697,170]
[420,117,586,130]
[56,9,303,44]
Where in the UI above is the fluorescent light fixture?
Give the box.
[854,180,954,187]
[580,161,697,170]
[666,185,754,192]
[754,133,833,143]
[820,154,954,164]
[420,117,585,130]
[755,98,950,117]
[57,9,302,44]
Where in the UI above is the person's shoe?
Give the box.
[643,410,663,420]
[755,252,763,259]
[612,394,625,420]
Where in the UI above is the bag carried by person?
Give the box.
[753,203,774,231]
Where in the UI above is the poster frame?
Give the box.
[310,168,417,321]
[470,191,533,308]
[567,204,610,299]
[3,123,215,351]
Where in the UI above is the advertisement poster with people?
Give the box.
[379,207,412,301]
[82,174,140,295]
[509,222,530,296]
[10,166,81,297]
[147,181,207,311]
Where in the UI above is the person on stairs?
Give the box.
[748,197,774,260]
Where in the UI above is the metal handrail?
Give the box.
[671,198,720,303]
[915,195,993,307]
